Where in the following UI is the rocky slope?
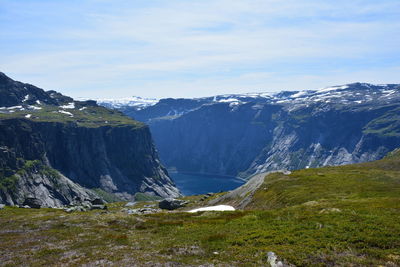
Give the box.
[100,83,400,178]
[0,72,180,206]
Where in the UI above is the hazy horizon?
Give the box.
[1,0,399,99]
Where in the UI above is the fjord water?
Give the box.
[169,172,245,196]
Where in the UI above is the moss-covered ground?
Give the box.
[0,151,399,266]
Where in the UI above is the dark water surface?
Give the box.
[169,172,246,196]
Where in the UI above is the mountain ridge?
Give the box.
[97,82,400,178]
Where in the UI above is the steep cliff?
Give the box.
[101,83,400,178]
[0,73,180,206]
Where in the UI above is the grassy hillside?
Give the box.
[246,149,400,210]
[0,151,399,266]
[0,102,144,128]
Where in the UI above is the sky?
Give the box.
[0,0,399,99]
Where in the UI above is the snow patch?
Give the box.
[291,91,308,98]
[317,85,349,93]
[28,105,42,110]
[22,95,29,102]
[79,107,87,111]
[58,110,74,117]
[187,205,235,213]
[92,96,159,109]
[7,105,22,110]
[61,102,75,109]
[218,98,239,103]
[25,114,32,118]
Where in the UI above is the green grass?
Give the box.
[0,151,399,266]
[363,107,400,137]
[134,192,162,201]
[92,188,123,203]
[0,103,144,128]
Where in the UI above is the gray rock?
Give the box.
[91,198,105,205]
[22,197,42,209]
[81,201,93,209]
[127,208,160,215]
[64,206,87,213]
[0,204,5,210]
[124,202,136,207]
[64,207,75,213]
[159,198,188,210]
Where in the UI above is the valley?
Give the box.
[99,83,400,180]
[169,172,245,196]
[1,74,399,266]
[2,1,399,266]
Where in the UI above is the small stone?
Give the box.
[81,201,92,209]
[126,208,160,215]
[64,207,75,213]
[267,251,287,267]
[125,202,136,207]
[319,208,341,214]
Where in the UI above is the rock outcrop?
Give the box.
[0,72,180,206]
[158,198,188,210]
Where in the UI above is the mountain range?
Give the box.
[98,82,400,178]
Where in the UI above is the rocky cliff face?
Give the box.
[0,73,180,206]
[101,83,400,178]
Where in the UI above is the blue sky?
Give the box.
[1,0,399,98]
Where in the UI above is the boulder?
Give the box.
[91,198,105,205]
[0,204,5,210]
[159,198,188,210]
[22,197,42,209]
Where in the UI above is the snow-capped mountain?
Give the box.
[97,82,400,178]
[98,83,400,114]
[90,96,158,110]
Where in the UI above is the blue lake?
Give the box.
[169,172,246,196]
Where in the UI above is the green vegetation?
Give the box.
[0,175,19,191]
[0,103,144,128]
[0,160,63,192]
[0,151,399,266]
[92,188,123,203]
[134,192,162,201]
[363,107,400,137]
